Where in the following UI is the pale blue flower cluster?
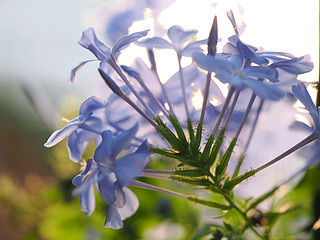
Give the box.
[45,10,316,230]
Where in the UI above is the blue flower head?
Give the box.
[193,52,284,101]
[70,28,149,83]
[72,125,151,229]
[44,96,108,162]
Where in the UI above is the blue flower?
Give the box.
[70,28,149,83]
[193,52,285,101]
[44,96,108,162]
[72,125,151,229]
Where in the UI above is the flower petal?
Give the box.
[118,187,139,220]
[136,37,173,49]
[242,66,278,82]
[78,28,111,60]
[112,30,149,56]
[237,40,268,65]
[110,124,138,159]
[79,96,108,115]
[69,60,97,84]
[181,39,207,57]
[292,83,319,129]
[98,176,116,204]
[80,184,95,216]
[44,112,92,147]
[72,158,94,187]
[243,78,284,101]
[94,130,113,164]
[105,205,123,229]
[167,26,197,50]
[114,152,151,187]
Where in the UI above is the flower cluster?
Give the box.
[45,9,317,238]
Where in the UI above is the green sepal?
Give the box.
[169,114,188,148]
[155,116,185,151]
[150,147,192,165]
[223,170,255,191]
[200,134,215,163]
[191,123,203,154]
[187,118,194,142]
[246,186,279,212]
[188,196,230,210]
[174,169,207,177]
[232,154,246,178]
[215,137,237,177]
[207,127,226,167]
[170,176,211,186]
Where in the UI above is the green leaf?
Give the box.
[215,137,237,177]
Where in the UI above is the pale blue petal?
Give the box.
[136,37,173,49]
[113,183,126,208]
[44,113,92,147]
[112,30,149,56]
[79,96,108,115]
[80,184,95,216]
[237,41,268,65]
[182,39,207,57]
[290,121,314,133]
[242,66,278,82]
[105,205,123,229]
[292,83,319,128]
[135,139,149,154]
[110,124,138,159]
[78,28,111,60]
[94,130,113,164]
[244,79,285,101]
[72,158,94,187]
[98,176,116,204]
[167,26,197,50]
[270,55,314,74]
[69,60,97,84]
[118,187,139,220]
[114,152,151,187]
[68,131,91,163]
[192,53,234,75]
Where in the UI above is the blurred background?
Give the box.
[0,0,318,239]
